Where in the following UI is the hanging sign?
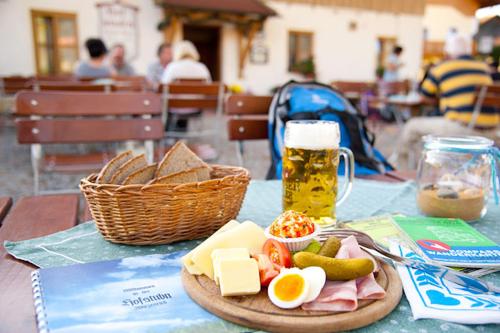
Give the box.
[96,0,139,59]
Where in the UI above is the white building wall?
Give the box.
[0,0,164,76]
[0,0,426,95]
[225,1,424,95]
[423,4,477,41]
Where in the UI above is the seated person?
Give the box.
[147,43,172,89]
[74,38,111,79]
[396,35,497,169]
[161,40,211,83]
[161,40,212,132]
[109,43,135,76]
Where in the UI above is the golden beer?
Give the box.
[282,120,353,226]
[283,147,339,225]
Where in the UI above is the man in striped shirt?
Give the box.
[396,35,497,169]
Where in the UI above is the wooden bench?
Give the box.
[0,197,12,226]
[159,82,225,134]
[226,94,272,165]
[0,194,79,332]
[34,81,114,92]
[16,91,164,193]
[0,76,33,95]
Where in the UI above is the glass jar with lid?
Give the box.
[416,135,498,222]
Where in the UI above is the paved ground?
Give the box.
[0,114,401,201]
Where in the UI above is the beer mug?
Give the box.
[282,120,354,226]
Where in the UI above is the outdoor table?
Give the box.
[0,174,497,333]
[0,196,12,225]
[367,95,436,127]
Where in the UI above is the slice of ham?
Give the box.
[340,236,386,300]
[340,236,379,272]
[302,235,385,311]
[356,274,386,299]
[302,280,357,312]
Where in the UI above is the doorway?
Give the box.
[183,25,221,81]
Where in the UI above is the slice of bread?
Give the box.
[96,151,133,184]
[193,166,210,182]
[149,166,211,185]
[149,169,199,185]
[156,141,209,178]
[123,163,158,185]
[109,154,148,185]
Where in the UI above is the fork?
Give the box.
[318,228,500,294]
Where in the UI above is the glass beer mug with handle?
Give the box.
[282,120,355,226]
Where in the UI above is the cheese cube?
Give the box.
[190,221,267,279]
[218,258,261,297]
[211,248,250,285]
[182,220,240,275]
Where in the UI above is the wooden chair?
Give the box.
[469,84,500,130]
[226,95,272,165]
[158,82,225,157]
[16,91,163,194]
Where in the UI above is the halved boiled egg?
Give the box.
[302,266,326,302]
[268,267,326,309]
[268,268,309,309]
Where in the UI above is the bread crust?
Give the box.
[109,154,148,185]
[123,163,158,185]
[149,169,198,185]
[96,151,133,184]
[156,141,209,178]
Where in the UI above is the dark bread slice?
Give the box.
[96,151,133,184]
[149,169,198,185]
[193,166,210,181]
[109,154,148,185]
[123,163,158,185]
[156,141,209,178]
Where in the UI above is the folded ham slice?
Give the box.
[356,274,386,300]
[340,236,379,272]
[302,280,357,312]
[301,235,385,311]
[341,236,386,300]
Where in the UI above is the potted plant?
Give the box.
[291,57,316,80]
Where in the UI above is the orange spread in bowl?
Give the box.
[269,210,315,238]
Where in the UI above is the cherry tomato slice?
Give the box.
[263,239,292,269]
[253,254,279,286]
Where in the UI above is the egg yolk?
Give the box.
[274,274,305,301]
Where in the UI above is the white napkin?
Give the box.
[390,244,500,324]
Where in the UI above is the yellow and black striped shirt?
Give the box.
[420,56,497,127]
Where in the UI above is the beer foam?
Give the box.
[285,121,340,149]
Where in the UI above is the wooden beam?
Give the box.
[273,0,426,15]
[238,22,261,78]
[426,0,479,16]
[163,11,179,43]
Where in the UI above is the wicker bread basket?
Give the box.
[80,165,250,245]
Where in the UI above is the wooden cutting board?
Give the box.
[182,260,403,333]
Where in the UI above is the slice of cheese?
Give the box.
[182,220,240,274]
[190,221,267,279]
[218,258,260,297]
[211,248,250,285]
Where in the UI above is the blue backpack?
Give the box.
[267,81,393,179]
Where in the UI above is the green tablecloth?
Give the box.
[5,179,500,332]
